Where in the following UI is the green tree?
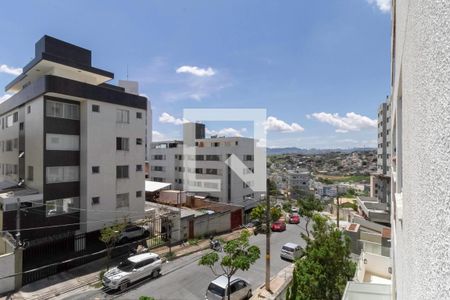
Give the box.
[199,230,260,300]
[287,215,356,300]
[297,195,323,238]
[99,222,127,270]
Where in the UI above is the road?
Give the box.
[63,220,307,300]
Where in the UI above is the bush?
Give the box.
[99,270,106,282]
[164,251,175,261]
[139,297,155,300]
[188,238,200,245]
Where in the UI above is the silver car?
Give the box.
[206,275,252,300]
[280,242,303,261]
[102,252,161,291]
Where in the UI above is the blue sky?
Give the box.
[0,0,391,148]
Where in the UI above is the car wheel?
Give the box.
[246,289,252,299]
[152,269,160,278]
[119,280,129,292]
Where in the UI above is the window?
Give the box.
[27,106,31,114]
[46,166,79,184]
[27,166,34,181]
[46,197,80,217]
[92,166,100,174]
[152,154,165,160]
[5,140,12,151]
[206,155,221,161]
[46,134,79,151]
[46,100,80,120]
[116,193,129,208]
[116,165,129,179]
[136,191,142,198]
[6,115,13,128]
[206,168,219,175]
[19,122,24,131]
[136,138,143,145]
[196,155,204,161]
[195,168,203,174]
[92,197,100,205]
[235,141,239,146]
[151,166,164,172]
[136,112,142,119]
[136,164,143,172]
[13,112,18,123]
[244,155,253,161]
[116,109,130,124]
[116,137,129,151]
[13,138,18,149]
[92,104,100,112]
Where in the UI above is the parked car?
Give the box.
[288,214,300,224]
[118,225,148,244]
[290,207,299,214]
[280,242,303,261]
[102,252,162,292]
[271,221,286,232]
[206,275,252,300]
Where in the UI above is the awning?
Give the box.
[145,180,172,192]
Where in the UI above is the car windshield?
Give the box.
[282,246,294,252]
[117,259,134,272]
[208,282,225,296]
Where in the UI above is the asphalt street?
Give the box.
[62,219,308,300]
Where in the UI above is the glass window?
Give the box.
[136,112,142,119]
[46,166,79,184]
[136,138,143,145]
[136,191,142,198]
[13,112,18,123]
[92,197,100,205]
[27,106,31,114]
[27,166,33,181]
[136,164,143,172]
[46,197,79,217]
[116,165,129,179]
[46,134,79,151]
[116,137,129,151]
[116,109,130,124]
[116,193,129,208]
[5,140,12,151]
[92,166,100,174]
[6,115,14,128]
[46,100,80,120]
[92,104,100,113]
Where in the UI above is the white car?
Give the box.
[206,275,252,300]
[280,242,303,261]
[118,225,148,243]
[102,252,161,291]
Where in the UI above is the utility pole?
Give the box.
[15,198,21,249]
[336,186,340,229]
[265,178,271,292]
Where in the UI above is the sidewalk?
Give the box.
[251,264,294,300]
[3,229,248,300]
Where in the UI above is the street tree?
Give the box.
[297,195,323,238]
[100,222,127,270]
[199,230,260,300]
[287,214,356,300]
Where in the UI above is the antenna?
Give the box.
[126,64,129,80]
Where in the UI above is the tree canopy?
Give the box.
[287,215,356,300]
[297,195,324,237]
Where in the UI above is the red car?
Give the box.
[289,214,300,224]
[271,221,286,232]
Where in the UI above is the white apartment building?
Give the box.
[390,0,450,299]
[150,124,261,207]
[0,36,147,242]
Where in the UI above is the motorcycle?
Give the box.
[209,239,222,252]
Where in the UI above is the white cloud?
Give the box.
[206,127,245,137]
[0,64,22,76]
[264,116,304,133]
[176,65,215,77]
[158,112,188,125]
[0,94,12,103]
[366,0,391,13]
[152,130,167,142]
[308,112,377,133]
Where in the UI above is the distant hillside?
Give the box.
[267,147,375,155]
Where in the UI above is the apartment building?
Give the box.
[150,123,261,207]
[0,36,147,243]
[371,97,392,204]
[390,0,450,299]
[287,169,311,197]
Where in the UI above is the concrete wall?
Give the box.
[193,212,230,238]
[391,0,450,299]
[0,252,15,294]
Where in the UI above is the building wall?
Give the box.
[80,99,145,232]
[391,0,450,298]
[0,252,15,294]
